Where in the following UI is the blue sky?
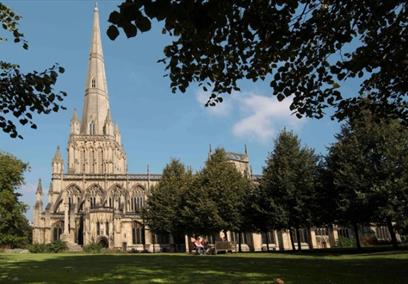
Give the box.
[1,0,348,220]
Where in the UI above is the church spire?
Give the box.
[81,3,111,135]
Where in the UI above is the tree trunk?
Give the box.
[238,232,242,253]
[307,226,313,249]
[264,231,270,252]
[386,218,398,249]
[353,223,361,250]
[296,228,302,251]
[289,229,296,251]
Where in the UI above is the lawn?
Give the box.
[0,251,407,283]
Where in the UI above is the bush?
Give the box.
[47,240,67,253]
[83,243,103,253]
[28,243,49,253]
[28,240,67,253]
[336,236,356,248]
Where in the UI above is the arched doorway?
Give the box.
[97,236,109,248]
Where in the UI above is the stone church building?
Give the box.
[32,6,395,252]
[32,5,162,251]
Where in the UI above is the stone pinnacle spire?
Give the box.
[81,3,111,135]
[53,146,62,162]
[36,178,43,195]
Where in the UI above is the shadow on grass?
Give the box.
[267,245,408,257]
[0,252,407,283]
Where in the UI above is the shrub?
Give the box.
[336,236,356,248]
[83,243,103,253]
[47,240,67,253]
[28,243,49,253]
[28,241,67,253]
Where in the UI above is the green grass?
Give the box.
[0,251,407,283]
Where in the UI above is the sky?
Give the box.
[1,0,349,220]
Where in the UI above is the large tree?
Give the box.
[326,113,408,249]
[260,129,318,251]
[107,0,407,123]
[180,148,250,239]
[143,159,192,238]
[0,152,31,248]
[0,3,66,139]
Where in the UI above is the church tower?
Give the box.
[67,4,127,175]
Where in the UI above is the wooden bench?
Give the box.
[214,241,235,254]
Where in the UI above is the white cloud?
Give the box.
[195,89,234,117]
[195,88,305,142]
[232,93,304,142]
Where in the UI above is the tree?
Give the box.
[143,159,192,239]
[260,129,318,251]
[180,148,250,242]
[0,152,31,248]
[326,113,408,249]
[107,1,407,123]
[0,3,66,139]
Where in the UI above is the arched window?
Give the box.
[106,222,109,236]
[96,222,100,235]
[91,78,96,88]
[52,222,63,241]
[132,222,144,244]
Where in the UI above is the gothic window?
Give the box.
[136,197,141,210]
[315,227,328,236]
[338,227,350,238]
[292,229,308,243]
[262,231,276,244]
[90,197,97,208]
[132,222,143,244]
[232,232,248,244]
[106,222,109,236]
[52,222,63,241]
[91,78,96,88]
[97,222,100,235]
[375,226,390,240]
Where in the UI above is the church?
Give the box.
[32,5,163,251]
[32,5,394,252]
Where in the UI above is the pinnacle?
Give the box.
[53,146,63,161]
[36,178,43,195]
